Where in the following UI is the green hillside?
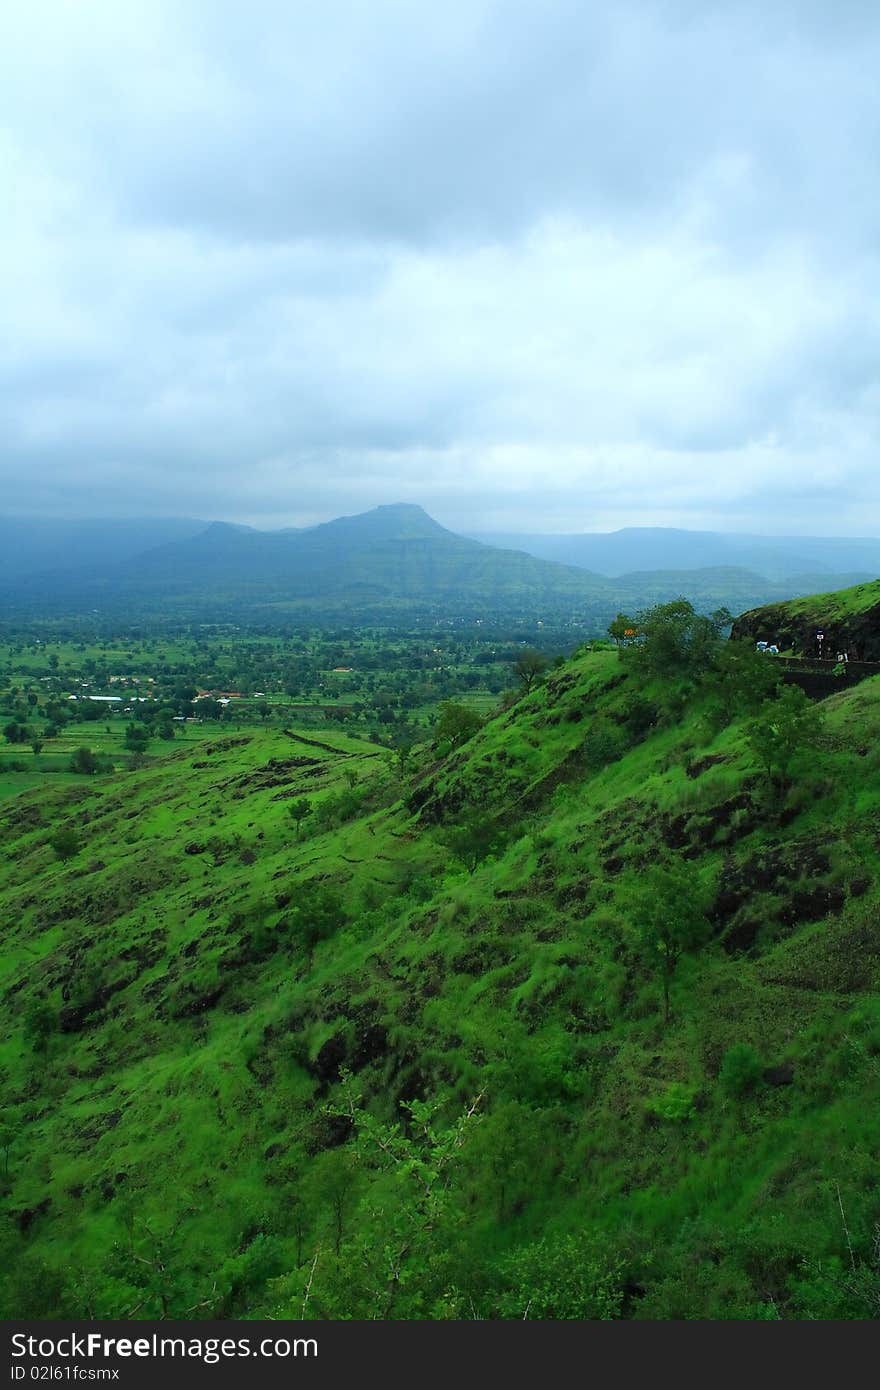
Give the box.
[733,578,880,660]
[1,621,880,1319]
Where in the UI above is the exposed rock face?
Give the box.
[731,598,880,662]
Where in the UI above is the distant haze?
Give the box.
[2,2,879,533]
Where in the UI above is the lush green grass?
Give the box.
[1,645,879,1320]
[0,770,84,801]
[782,578,880,620]
[0,722,230,803]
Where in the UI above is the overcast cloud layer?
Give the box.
[1,0,879,533]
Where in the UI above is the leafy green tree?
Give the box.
[622,599,727,677]
[434,701,483,750]
[124,722,150,751]
[326,1070,484,1317]
[438,811,503,874]
[305,1148,361,1257]
[171,683,197,707]
[464,1099,544,1222]
[625,860,711,1024]
[513,648,548,694]
[100,1205,211,1319]
[746,685,824,788]
[287,797,313,840]
[0,1114,15,1180]
[392,737,416,776]
[50,827,80,861]
[311,788,362,831]
[289,882,346,966]
[608,613,639,647]
[703,640,781,728]
[69,746,99,775]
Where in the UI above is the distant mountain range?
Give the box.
[0,505,876,627]
[468,526,880,582]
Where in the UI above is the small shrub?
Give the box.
[580,721,625,770]
[720,1043,764,1097]
[23,1000,58,1052]
[647,1081,697,1123]
[495,1233,624,1319]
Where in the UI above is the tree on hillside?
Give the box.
[434,701,483,750]
[512,648,548,694]
[0,1114,15,1181]
[608,613,639,647]
[290,881,346,967]
[305,1148,361,1258]
[746,684,825,789]
[287,797,313,841]
[438,810,503,874]
[50,827,80,861]
[618,600,729,677]
[703,639,782,728]
[626,860,711,1025]
[323,1070,484,1317]
[391,735,416,776]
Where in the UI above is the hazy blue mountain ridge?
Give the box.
[1,505,875,625]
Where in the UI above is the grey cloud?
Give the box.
[0,1,879,533]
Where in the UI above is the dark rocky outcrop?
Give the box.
[732,591,880,662]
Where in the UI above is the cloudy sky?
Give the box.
[2,0,879,533]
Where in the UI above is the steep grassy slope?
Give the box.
[1,652,879,1319]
